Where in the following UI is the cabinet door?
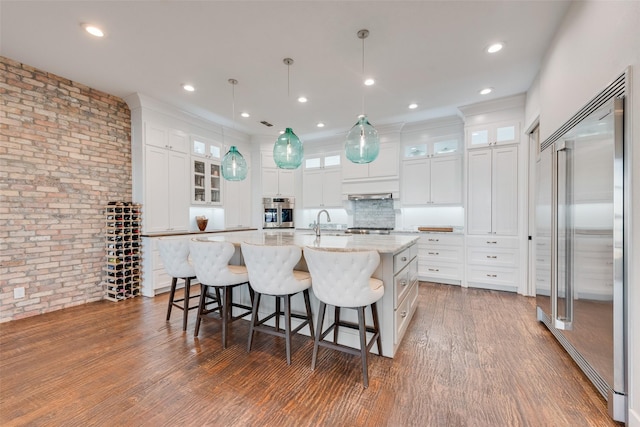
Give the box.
[144,146,170,232]
[224,170,252,228]
[278,169,295,196]
[145,123,168,149]
[341,154,369,180]
[262,168,279,196]
[402,159,430,205]
[168,130,189,153]
[303,169,324,207]
[322,168,342,207]
[467,149,493,234]
[167,151,189,231]
[431,155,462,204]
[492,146,518,235]
[369,143,399,178]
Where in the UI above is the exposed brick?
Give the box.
[0,56,131,322]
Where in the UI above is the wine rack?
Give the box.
[103,202,142,301]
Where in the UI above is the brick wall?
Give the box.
[0,56,132,322]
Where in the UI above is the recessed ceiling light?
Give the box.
[83,25,104,38]
[487,43,504,54]
[408,103,418,109]
[364,78,375,86]
[182,84,195,92]
[297,96,308,103]
[479,87,493,95]
[240,112,250,118]
[316,122,325,128]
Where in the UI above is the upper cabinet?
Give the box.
[192,136,222,159]
[466,120,520,148]
[145,123,189,153]
[192,158,221,205]
[341,142,399,180]
[262,152,295,197]
[303,152,342,208]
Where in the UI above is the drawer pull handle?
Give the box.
[486,241,497,244]
[401,256,407,261]
[400,280,407,287]
[428,268,440,272]
[428,252,439,255]
[486,255,497,259]
[486,274,497,278]
[428,238,440,242]
[401,311,407,318]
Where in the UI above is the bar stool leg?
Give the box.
[371,302,382,354]
[166,277,178,321]
[221,286,232,349]
[357,306,369,388]
[182,278,191,331]
[312,302,327,370]
[248,292,262,352]
[275,297,281,332]
[284,294,292,365]
[333,306,340,344]
[194,284,207,337]
[303,289,314,338]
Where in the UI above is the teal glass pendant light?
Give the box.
[273,58,303,169]
[345,29,379,164]
[221,79,248,181]
[345,114,380,163]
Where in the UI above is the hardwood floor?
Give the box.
[0,282,620,426]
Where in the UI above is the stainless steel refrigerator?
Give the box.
[535,80,626,422]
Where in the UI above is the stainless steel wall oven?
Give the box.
[263,197,294,229]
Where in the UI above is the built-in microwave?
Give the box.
[263,197,294,229]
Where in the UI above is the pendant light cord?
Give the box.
[361,35,365,115]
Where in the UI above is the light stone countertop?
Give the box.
[193,230,418,254]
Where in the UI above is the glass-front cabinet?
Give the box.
[467,120,520,148]
[403,135,460,159]
[192,159,221,205]
[192,136,222,159]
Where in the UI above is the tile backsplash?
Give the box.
[353,199,396,228]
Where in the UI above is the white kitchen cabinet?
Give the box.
[465,236,519,292]
[467,120,520,147]
[467,146,518,235]
[392,244,419,345]
[192,158,221,205]
[191,136,222,160]
[262,152,295,197]
[303,153,342,208]
[402,155,462,206]
[144,145,190,233]
[342,143,399,181]
[145,122,189,153]
[417,233,464,284]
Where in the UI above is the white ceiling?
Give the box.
[0,1,571,141]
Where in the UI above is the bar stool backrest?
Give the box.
[157,238,195,279]
[189,240,240,286]
[241,243,308,296]
[304,247,381,308]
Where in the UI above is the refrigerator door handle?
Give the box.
[554,141,573,330]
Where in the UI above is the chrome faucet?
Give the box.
[314,209,331,237]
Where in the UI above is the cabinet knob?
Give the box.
[400,280,407,287]
[400,311,407,318]
[401,256,407,261]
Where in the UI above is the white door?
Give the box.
[467,149,493,234]
[492,146,518,235]
[144,146,169,232]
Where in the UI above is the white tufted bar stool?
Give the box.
[304,247,384,388]
[157,237,201,331]
[241,243,314,365]
[189,239,253,348]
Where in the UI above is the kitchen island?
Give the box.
[195,230,419,358]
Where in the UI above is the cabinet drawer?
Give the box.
[467,247,518,268]
[420,233,463,246]
[466,236,519,249]
[419,261,462,281]
[467,265,518,287]
[395,281,418,345]
[394,257,418,309]
[152,269,172,291]
[420,245,463,263]
[394,246,413,274]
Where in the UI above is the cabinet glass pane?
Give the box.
[210,164,220,203]
[193,140,206,155]
[404,144,427,158]
[324,154,341,167]
[471,130,489,145]
[433,139,458,154]
[496,126,515,142]
[305,158,321,169]
[209,145,221,159]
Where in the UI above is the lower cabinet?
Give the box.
[393,244,419,345]
[417,233,464,284]
[465,235,519,292]
[141,236,198,297]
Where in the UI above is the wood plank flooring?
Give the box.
[0,282,620,426]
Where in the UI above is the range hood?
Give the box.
[347,193,393,201]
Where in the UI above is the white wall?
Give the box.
[525,1,640,424]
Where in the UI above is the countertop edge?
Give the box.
[142,228,258,238]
